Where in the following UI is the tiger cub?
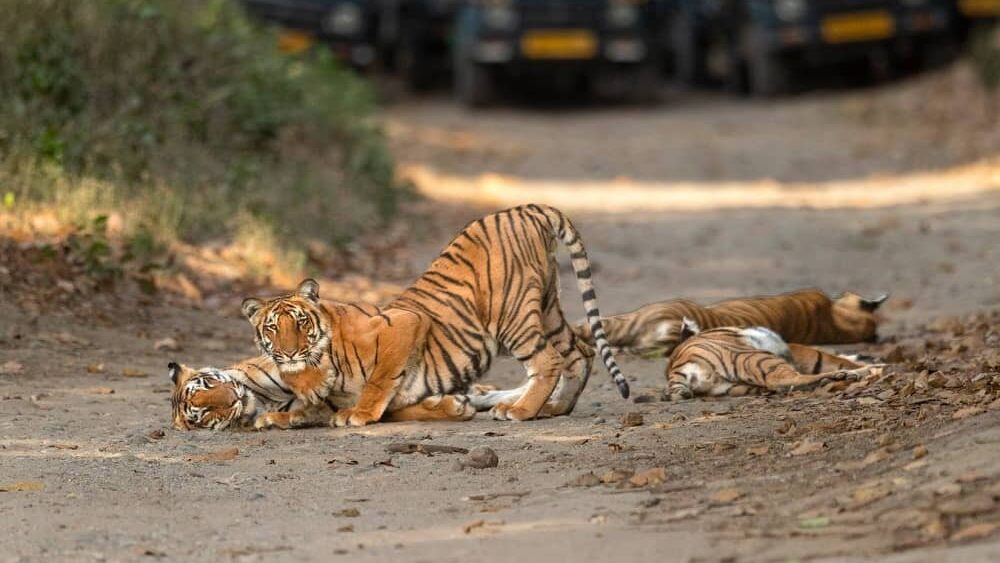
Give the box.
[169,358,479,430]
[665,319,880,401]
[239,204,626,426]
[573,288,887,358]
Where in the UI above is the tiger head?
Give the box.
[168,362,256,430]
[832,291,888,343]
[240,279,329,372]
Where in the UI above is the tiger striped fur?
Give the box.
[665,320,879,400]
[168,358,486,430]
[240,204,626,426]
[573,288,887,358]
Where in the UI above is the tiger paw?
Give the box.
[490,402,534,421]
[331,408,377,427]
[253,412,291,430]
[468,383,498,396]
[440,395,475,420]
[668,387,693,401]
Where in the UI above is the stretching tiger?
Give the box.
[239,204,626,426]
[665,318,880,400]
[573,288,887,358]
[168,358,480,430]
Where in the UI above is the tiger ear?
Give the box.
[860,293,889,312]
[680,317,700,339]
[168,362,181,384]
[241,297,263,320]
[297,278,320,303]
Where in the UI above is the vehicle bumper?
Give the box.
[469,31,653,68]
[758,7,952,63]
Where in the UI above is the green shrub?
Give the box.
[0,0,404,258]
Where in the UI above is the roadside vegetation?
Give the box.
[0,0,403,287]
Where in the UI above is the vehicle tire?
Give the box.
[744,26,788,98]
[671,11,705,86]
[456,58,494,108]
[630,63,662,105]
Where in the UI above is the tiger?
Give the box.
[572,288,887,358]
[169,358,484,430]
[665,318,881,401]
[239,204,627,426]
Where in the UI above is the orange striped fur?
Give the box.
[574,289,886,358]
[239,204,626,426]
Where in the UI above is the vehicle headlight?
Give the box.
[324,3,362,36]
[483,5,517,30]
[607,3,639,28]
[773,0,805,22]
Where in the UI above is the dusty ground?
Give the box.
[3,78,1000,562]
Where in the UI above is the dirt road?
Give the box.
[3,84,1000,562]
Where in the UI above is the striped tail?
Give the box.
[532,204,630,399]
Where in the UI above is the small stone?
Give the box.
[462,446,498,469]
[566,472,601,487]
[912,445,928,459]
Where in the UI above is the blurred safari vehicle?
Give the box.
[671,0,957,97]
[241,0,379,69]
[952,0,999,36]
[453,0,668,106]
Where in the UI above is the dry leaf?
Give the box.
[952,407,984,420]
[0,361,24,375]
[334,508,360,517]
[154,337,180,352]
[789,438,825,456]
[566,472,601,487]
[186,447,239,462]
[849,482,892,509]
[912,445,928,459]
[463,519,485,534]
[861,447,892,467]
[937,497,996,516]
[122,368,148,378]
[86,363,105,374]
[0,481,45,492]
[49,443,79,450]
[951,522,998,542]
[600,468,633,484]
[629,467,667,487]
[620,412,644,427]
[746,446,770,456]
[711,488,742,504]
[89,387,115,395]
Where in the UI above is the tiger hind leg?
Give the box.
[383,394,476,422]
[492,341,563,421]
[537,293,595,417]
[761,365,874,392]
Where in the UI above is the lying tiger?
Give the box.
[168,357,490,430]
[665,318,881,401]
[238,204,627,427]
[572,288,887,358]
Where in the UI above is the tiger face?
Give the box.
[832,291,887,343]
[240,279,329,373]
[168,362,255,430]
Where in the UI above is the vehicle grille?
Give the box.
[519,1,602,28]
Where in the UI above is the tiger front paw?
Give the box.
[253,412,291,430]
[668,386,693,401]
[331,408,378,427]
[490,401,534,421]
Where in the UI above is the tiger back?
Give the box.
[665,321,876,400]
[573,288,887,358]
[240,204,627,427]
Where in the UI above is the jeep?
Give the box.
[671,0,957,96]
[453,0,668,106]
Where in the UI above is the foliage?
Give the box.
[0,0,404,266]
